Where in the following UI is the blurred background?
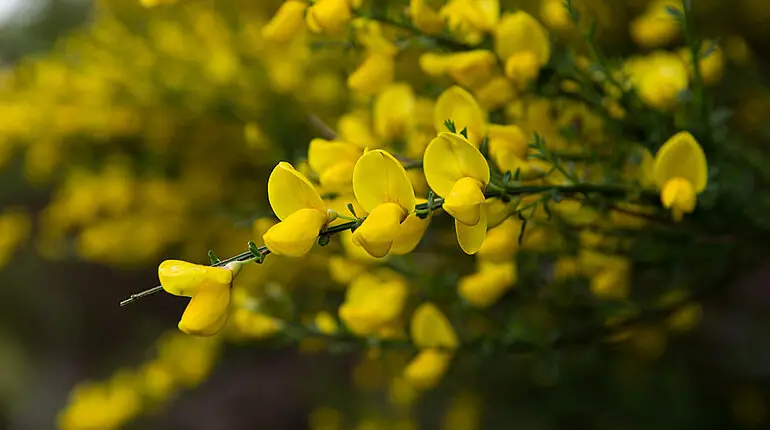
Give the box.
[2,0,770,429]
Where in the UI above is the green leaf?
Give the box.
[208,250,221,265]
[459,127,468,138]
[443,119,456,133]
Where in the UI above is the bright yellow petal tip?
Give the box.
[178,282,232,337]
[455,205,488,254]
[443,177,486,225]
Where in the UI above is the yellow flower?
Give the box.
[495,11,551,89]
[433,86,487,147]
[262,1,308,44]
[590,265,630,300]
[263,162,332,256]
[410,0,444,34]
[678,40,725,86]
[653,131,708,221]
[352,150,416,257]
[308,138,363,192]
[627,51,689,111]
[476,218,520,263]
[487,124,529,175]
[473,75,516,110]
[410,302,459,349]
[315,311,339,334]
[158,260,240,336]
[458,260,516,308]
[630,0,682,48]
[232,309,282,339]
[306,0,352,34]
[540,0,574,33]
[419,50,497,90]
[440,0,500,45]
[390,200,431,255]
[338,112,380,149]
[338,271,408,335]
[348,52,395,95]
[374,83,416,141]
[404,349,452,390]
[423,132,490,254]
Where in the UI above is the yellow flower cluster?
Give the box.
[0,0,759,427]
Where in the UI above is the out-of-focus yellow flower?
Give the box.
[232,308,282,339]
[410,302,459,349]
[495,11,551,89]
[420,50,497,90]
[158,260,239,336]
[678,40,725,86]
[410,0,445,34]
[338,271,407,335]
[263,162,332,256]
[315,311,339,334]
[487,124,529,175]
[262,1,308,44]
[348,52,395,95]
[374,83,417,141]
[473,75,516,110]
[423,132,490,254]
[590,264,630,300]
[433,86,487,146]
[308,138,363,193]
[476,218,520,262]
[0,209,31,268]
[459,260,516,308]
[404,349,452,389]
[352,149,416,257]
[306,0,353,34]
[440,0,500,45]
[630,0,682,48]
[338,112,380,149]
[540,0,574,33]
[653,131,708,221]
[626,51,689,111]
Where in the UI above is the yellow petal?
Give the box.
[348,52,395,95]
[485,197,512,228]
[409,0,445,34]
[455,204,487,254]
[338,112,379,149]
[404,349,452,390]
[390,209,431,255]
[410,302,459,350]
[443,177,485,225]
[477,218,520,262]
[661,177,697,221]
[306,0,352,34]
[423,132,490,197]
[653,131,708,192]
[434,86,487,146]
[159,260,232,297]
[267,162,326,220]
[263,208,328,257]
[262,0,307,44]
[374,83,416,140]
[353,149,416,213]
[488,124,529,173]
[308,138,363,174]
[494,11,551,64]
[352,202,406,258]
[458,261,516,308]
[178,282,231,337]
